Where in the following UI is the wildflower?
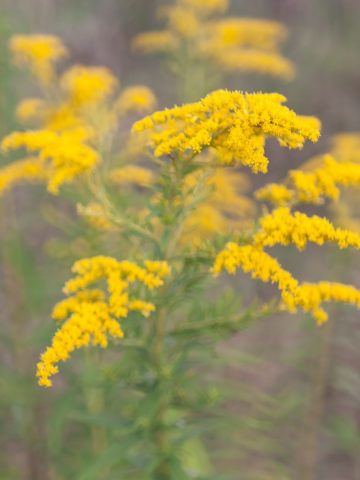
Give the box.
[181,0,229,13]
[60,65,118,107]
[115,86,157,114]
[133,5,294,81]
[255,183,293,206]
[182,167,255,244]
[256,154,360,206]
[132,31,178,53]
[132,90,320,173]
[36,256,170,386]
[212,243,360,324]
[9,34,67,85]
[77,202,115,231]
[16,98,46,123]
[1,128,99,193]
[254,207,360,250]
[0,158,47,195]
[283,282,360,325]
[110,165,154,188]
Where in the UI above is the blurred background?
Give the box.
[0,0,360,479]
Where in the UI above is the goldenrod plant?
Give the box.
[1,25,360,479]
[132,0,294,100]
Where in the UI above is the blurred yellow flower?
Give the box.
[9,34,67,85]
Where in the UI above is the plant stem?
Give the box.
[298,321,333,480]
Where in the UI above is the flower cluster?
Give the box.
[133,90,320,173]
[9,34,67,85]
[133,0,294,80]
[213,242,360,324]
[181,166,255,244]
[36,256,170,387]
[256,154,360,206]
[0,34,157,196]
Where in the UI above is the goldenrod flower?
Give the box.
[115,86,157,114]
[254,207,360,250]
[9,34,67,85]
[37,256,170,387]
[212,243,360,324]
[256,154,360,206]
[0,158,48,195]
[110,165,154,188]
[181,0,228,13]
[16,98,46,123]
[132,31,178,53]
[182,167,255,244]
[133,90,320,173]
[77,202,115,231]
[60,65,118,107]
[255,183,293,206]
[1,128,99,193]
[133,4,294,81]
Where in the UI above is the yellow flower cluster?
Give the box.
[36,256,171,387]
[115,86,157,114]
[77,202,115,231]
[60,65,118,107]
[212,243,360,324]
[133,0,294,80]
[110,165,154,188]
[0,158,47,195]
[133,90,320,173]
[182,167,255,244]
[254,207,360,250]
[256,154,360,206]
[10,34,67,85]
[181,0,228,13]
[1,34,158,197]
[1,128,99,194]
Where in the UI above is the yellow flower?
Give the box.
[159,5,201,38]
[37,256,171,386]
[0,158,47,195]
[110,165,154,188]
[283,282,360,325]
[9,34,67,85]
[132,31,178,53]
[207,49,294,80]
[77,202,115,231]
[180,0,228,13]
[60,65,118,107]
[181,167,255,244]
[254,207,360,250]
[133,8,294,81]
[212,243,360,324]
[255,183,293,206]
[16,98,46,123]
[212,243,299,292]
[205,18,288,50]
[133,90,320,173]
[115,86,157,114]
[1,128,99,194]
